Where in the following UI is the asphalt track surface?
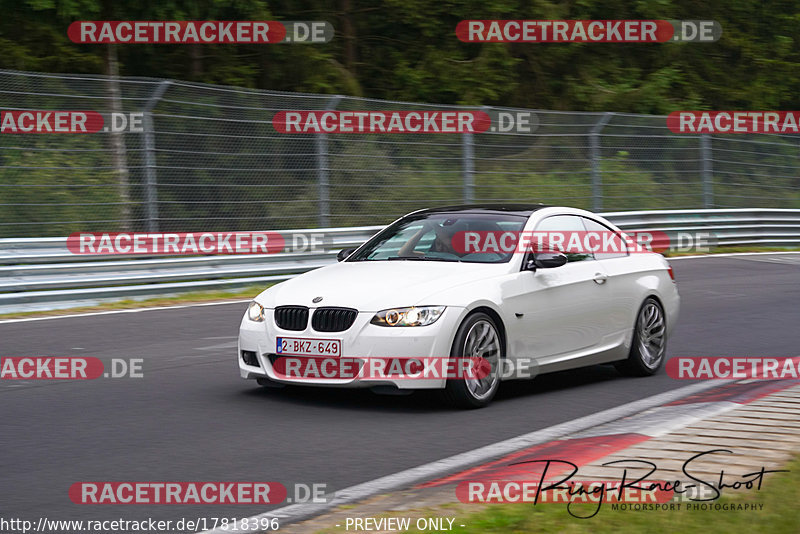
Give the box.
[2,254,799,527]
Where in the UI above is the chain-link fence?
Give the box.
[1,69,799,237]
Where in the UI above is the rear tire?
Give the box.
[615,297,666,377]
[441,312,502,409]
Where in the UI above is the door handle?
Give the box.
[593,273,608,284]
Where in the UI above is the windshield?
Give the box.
[349,212,528,263]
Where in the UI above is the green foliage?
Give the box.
[0,141,121,236]
[1,0,799,111]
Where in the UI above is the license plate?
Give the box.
[276,337,341,357]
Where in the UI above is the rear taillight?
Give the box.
[668,265,675,282]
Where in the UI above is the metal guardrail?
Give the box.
[0,226,384,311]
[606,208,800,247]
[1,209,799,312]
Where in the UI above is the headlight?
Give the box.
[248,301,265,322]
[371,306,445,327]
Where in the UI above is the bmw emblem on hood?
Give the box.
[312,296,323,303]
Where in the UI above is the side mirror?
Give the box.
[524,251,567,271]
[337,248,357,262]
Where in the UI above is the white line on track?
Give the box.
[0,299,250,325]
[201,378,734,532]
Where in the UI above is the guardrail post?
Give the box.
[106,47,132,232]
[701,134,713,208]
[590,112,613,212]
[316,95,342,227]
[462,106,490,204]
[142,81,171,233]
[462,128,475,204]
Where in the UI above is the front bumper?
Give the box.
[237,306,464,389]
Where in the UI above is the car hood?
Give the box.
[256,260,506,311]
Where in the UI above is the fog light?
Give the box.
[241,350,260,367]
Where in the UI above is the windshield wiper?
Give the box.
[387,256,461,262]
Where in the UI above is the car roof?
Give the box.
[409,204,550,217]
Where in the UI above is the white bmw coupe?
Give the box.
[238,205,679,408]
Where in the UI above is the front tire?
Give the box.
[441,312,502,408]
[615,297,667,377]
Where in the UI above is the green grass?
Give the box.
[406,455,800,533]
[0,284,271,320]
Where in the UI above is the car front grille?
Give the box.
[312,307,358,332]
[274,306,309,331]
